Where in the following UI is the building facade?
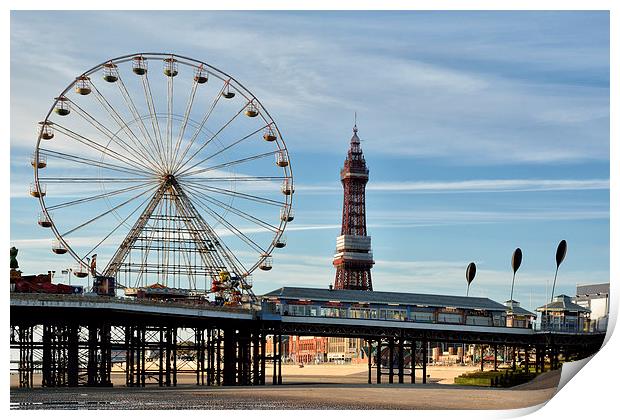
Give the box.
[287,336,327,364]
[536,294,591,333]
[575,283,609,332]
[262,287,517,329]
[504,299,536,329]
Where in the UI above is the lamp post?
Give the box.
[466,262,476,297]
[547,240,567,331]
[550,240,567,302]
[510,248,522,303]
[509,248,522,368]
[465,262,476,365]
[62,268,72,285]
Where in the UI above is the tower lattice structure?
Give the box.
[333,125,374,290]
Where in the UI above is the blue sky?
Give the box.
[10,11,609,312]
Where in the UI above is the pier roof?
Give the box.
[536,295,591,313]
[261,286,509,312]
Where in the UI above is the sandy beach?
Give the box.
[11,362,481,387]
[10,363,560,409]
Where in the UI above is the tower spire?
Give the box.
[333,124,374,290]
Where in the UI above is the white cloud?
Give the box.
[9,12,609,164]
[298,178,610,194]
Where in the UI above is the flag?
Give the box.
[90,254,97,276]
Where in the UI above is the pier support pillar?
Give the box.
[411,340,416,384]
[260,331,266,385]
[278,334,282,385]
[388,337,394,383]
[376,339,382,384]
[525,347,529,373]
[367,339,372,384]
[14,324,35,388]
[87,323,112,387]
[223,327,236,386]
[422,340,428,384]
[398,335,404,384]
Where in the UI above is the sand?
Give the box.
[10,364,560,409]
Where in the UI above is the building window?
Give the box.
[410,312,433,322]
[438,313,463,324]
[466,316,491,326]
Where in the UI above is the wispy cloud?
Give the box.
[370,209,609,225]
[298,178,610,194]
[10,11,609,164]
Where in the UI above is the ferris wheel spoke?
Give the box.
[165,70,175,170]
[46,181,157,211]
[140,74,167,167]
[179,247,197,290]
[53,121,155,174]
[170,80,199,172]
[179,150,276,178]
[174,98,253,175]
[173,181,249,275]
[39,147,152,178]
[173,81,227,174]
[128,217,160,288]
[70,99,159,174]
[79,191,155,261]
[185,176,287,182]
[189,193,267,255]
[88,83,165,173]
[135,206,161,286]
[113,71,165,172]
[61,186,157,237]
[170,195,231,275]
[176,123,268,177]
[184,183,279,233]
[40,177,152,184]
[181,180,286,207]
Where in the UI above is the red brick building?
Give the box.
[288,336,328,364]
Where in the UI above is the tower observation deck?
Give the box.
[333,125,374,290]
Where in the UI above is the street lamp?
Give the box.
[466,262,476,297]
[510,248,522,303]
[464,262,476,365]
[547,240,567,331]
[62,268,72,285]
[550,240,567,302]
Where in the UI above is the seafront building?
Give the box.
[504,300,536,329]
[575,283,609,332]
[536,295,591,332]
[262,287,514,328]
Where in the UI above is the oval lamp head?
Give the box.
[512,248,522,273]
[556,240,567,268]
[466,262,476,285]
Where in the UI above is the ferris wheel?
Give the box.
[31,53,294,302]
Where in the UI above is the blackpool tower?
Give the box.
[332,124,374,290]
